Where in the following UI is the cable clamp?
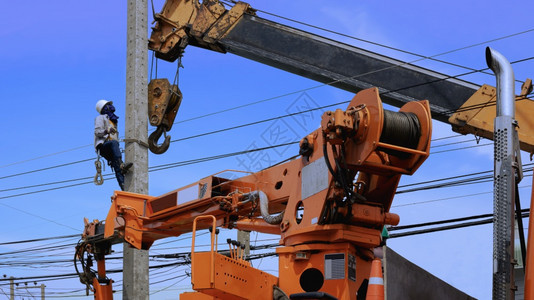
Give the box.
[123,138,150,149]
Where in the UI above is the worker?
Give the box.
[94,100,133,190]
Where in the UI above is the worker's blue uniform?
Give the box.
[94,109,128,190]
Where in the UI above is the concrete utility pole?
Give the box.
[16,284,46,300]
[237,230,250,258]
[9,277,14,300]
[123,0,149,299]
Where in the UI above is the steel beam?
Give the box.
[219,15,480,123]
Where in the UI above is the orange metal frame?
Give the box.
[190,216,278,300]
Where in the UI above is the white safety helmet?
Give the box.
[96,99,113,113]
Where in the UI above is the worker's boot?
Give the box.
[119,160,133,175]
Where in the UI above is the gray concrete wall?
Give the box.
[384,247,476,300]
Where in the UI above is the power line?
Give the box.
[392,185,532,208]
[0,181,95,200]
[430,142,492,154]
[0,158,93,181]
[430,138,477,149]
[0,201,79,231]
[388,209,530,239]
[397,163,533,192]
[169,100,343,144]
[0,205,532,291]
[0,133,476,195]
[396,164,534,194]
[148,141,299,172]
[431,134,464,142]
[0,144,93,169]
[0,234,79,246]
[0,175,111,193]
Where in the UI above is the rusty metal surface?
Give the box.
[147,78,182,130]
[148,0,252,57]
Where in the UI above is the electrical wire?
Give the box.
[169,100,344,144]
[0,158,93,181]
[398,163,533,190]
[0,175,113,193]
[430,138,476,149]
[430,142,492,154]
[0,144,93,169]
[0,201,80,231]
[0,234,79,246]
[392,185,533,208]
[388,210,530,239]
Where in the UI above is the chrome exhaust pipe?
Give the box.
[486,47,515,117]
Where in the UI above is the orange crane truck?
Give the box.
[76,88,432,299]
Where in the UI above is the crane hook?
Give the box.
[148,126,171,154]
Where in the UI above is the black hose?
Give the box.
[323,140,338,183]
[515,184,527,266]
[332,144,353,200]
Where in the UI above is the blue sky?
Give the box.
[0,0,533,299]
